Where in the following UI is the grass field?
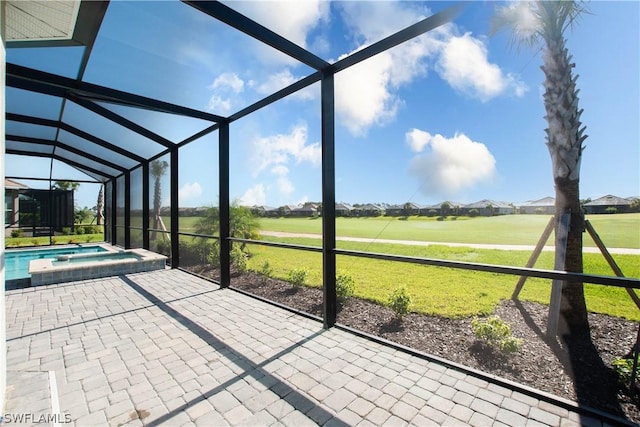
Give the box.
[250,213,640,249]
[243,236,640,321]
[176,212,639,320]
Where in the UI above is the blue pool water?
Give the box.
[5,246,107,280]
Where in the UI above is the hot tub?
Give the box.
[29,247,167,286]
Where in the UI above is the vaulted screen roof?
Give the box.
[4,0,460,184]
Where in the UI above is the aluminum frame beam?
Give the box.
[184,1,329,71]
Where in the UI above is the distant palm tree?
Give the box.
[53,181,80,192]
[493,1,589,334]
[150,160,169,239]
[96,186,104,226]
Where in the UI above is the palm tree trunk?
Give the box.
[555,176,588,335]
[543,32,589,335]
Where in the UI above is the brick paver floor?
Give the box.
[3,269,629,426]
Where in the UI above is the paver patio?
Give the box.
[3,269,629,426]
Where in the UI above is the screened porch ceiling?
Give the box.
[4,0,460,184]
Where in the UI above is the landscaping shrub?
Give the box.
[612,356,638,387]
[10,229,22,238]
[156,238,171,257]
[471,315,523,354]
[180,239,219,268]
[75,226,85,235]
[288,268,307,288]
[469,209,479,217]
[230,246,248,274]
[389,286,412,320]
[605,207,618,214]
[336,272,355,304]
[260,260,273,281]
[62,227,72,235]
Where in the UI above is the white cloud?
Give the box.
[207,72,245,114]
[178,182,203,206]
[333,3,526,135]
[407,130,497,196]
[256,69,297,94]
[211,72,244,93]
[335,51,402,137]
[436,33,527,101]
[406,128,431,153]
[207,95,232,114]
[277,177,295,196]
[225,0,329,65]
[239,184,266,206]
[252,124,321,175]
[248,123,320,200]
[229,1,328,48]
[271,165,289,176]
[255,69,317,101]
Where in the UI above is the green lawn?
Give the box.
[245,236,640,321]
[255,213,640,249]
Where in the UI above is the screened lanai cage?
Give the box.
[2,0,639,332]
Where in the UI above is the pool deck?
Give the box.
[4,269,632,426]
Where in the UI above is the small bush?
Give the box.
[389,286,412,320]
[336,272,355,304]
[10,229,22,238]
[288,268,307,287]
[260,260,273,280]
[230,247,248,274]
[469,209,479,217]
[62,227,72,235]
[75,226,85,235]
[605,207,618,214]
[471,315,523,354]
[612,357,638,386]
[437,216,446,221]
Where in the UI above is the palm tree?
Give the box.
[96,186,104,226]
[53,181,80,192]
[230,203,259,251]
[493,1,589,334]
[150,160,169,239]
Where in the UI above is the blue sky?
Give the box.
[6,1,639,210]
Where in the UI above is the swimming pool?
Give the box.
[29,247,167,286]
[5,245,107,280]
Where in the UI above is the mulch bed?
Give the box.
[189,267,640,423]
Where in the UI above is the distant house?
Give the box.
[351,203,385,217]
[461,199,514,216]
[385,202,421,217]
[291,204,317,217]
[5,179,29,231]
[518,197,555,215]
[250,205,279,217]
[419,201,464,216]
[335,203,353,217]
[584,195,633,214]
